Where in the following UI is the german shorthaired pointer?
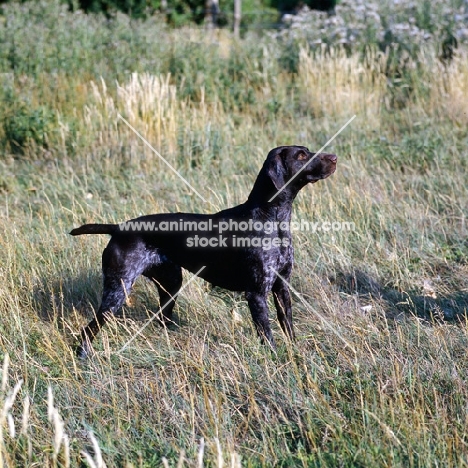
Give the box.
[71,146,337,357]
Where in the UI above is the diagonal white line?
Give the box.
[270,267,356,353]
[118,266,206,353]
[268,115,356,202]
[117,114,208,203]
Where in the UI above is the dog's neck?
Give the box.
[245,171,302,221]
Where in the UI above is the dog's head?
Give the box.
[266,146,337,192]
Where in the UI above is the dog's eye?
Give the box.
[297,152,308,161]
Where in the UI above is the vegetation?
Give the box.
[0,0,467,466]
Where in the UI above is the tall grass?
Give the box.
[0,1,468,466]
[298,47,387,122]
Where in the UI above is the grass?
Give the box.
[0,1,468,466]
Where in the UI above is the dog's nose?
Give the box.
[320,153,337,163]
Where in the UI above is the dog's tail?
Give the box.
[70,223,119,236]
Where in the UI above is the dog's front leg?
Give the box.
[245,292,276,351]
[272,275,294,340]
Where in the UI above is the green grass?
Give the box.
[0,1,468,466]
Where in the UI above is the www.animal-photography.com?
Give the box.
[0,0,467,466]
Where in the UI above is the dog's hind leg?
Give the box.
[143,258,182,326]
[76,239,149,358]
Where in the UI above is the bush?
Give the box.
[2,94,56,153]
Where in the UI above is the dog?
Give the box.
[70,146,337,357]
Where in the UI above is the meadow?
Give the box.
[0,0,468,466]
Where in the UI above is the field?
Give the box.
[0,1,468,466]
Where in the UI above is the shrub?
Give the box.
[2,94,56,154]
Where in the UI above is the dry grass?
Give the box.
[0,19,467,467]
[298,47,387,123]
[419,49,468,126]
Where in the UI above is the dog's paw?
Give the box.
[75,341,91,359]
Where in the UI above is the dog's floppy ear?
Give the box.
[266,147,287,191]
